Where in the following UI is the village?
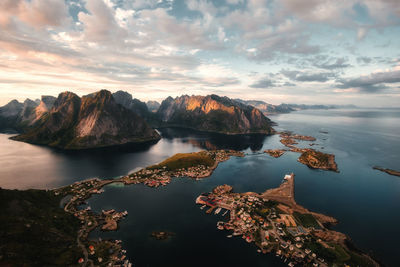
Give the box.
[51,149,245,266]
[121,149,244,187]
[196,174,364,267]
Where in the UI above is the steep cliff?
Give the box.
[12,90,160,149]
[157,95,274,134]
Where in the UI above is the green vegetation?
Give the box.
[299,150,330,165]
[293,212,321,228]
[0,188,81,266]
[148,151,215,171]
[331,243,351,262]
[303,239,337,262]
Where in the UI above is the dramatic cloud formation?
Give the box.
[0,0,399,107]
[281,70,337,82]
[337,68,400,92]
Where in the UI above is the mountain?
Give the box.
[283,103,357,110]
[235,99,357,115]
[0,99,40,131]
[146,101,161,112]
[12,90,160,149]
[112,90,160,127]
[0,96,59,132]
[112,90,150,118]
[234,99,294,114]
[157,95,274,134]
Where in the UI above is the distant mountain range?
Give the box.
[235,99,357,115]
[0,90,356,149]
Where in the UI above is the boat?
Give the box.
[227,235,232,238]
[215,207,221,214]
[222,210,229,216]
[200,205,206,210]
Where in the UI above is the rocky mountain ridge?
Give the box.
[157,94,274,134]
[11,90,160,149]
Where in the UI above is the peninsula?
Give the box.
[1,150,379,266]
[373,166,400,177]
[196,174,379,267]
[275,131,338,172]
[51,150,243,266]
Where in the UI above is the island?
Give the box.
[274,131,339,172]
[297,149,338,172]
[196,174,379,267]
[372,166,400,177]
[264,149,286,158]
[151,231,175,240]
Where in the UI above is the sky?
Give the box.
[0,0,399,107]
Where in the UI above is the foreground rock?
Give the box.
[12,90,160,149]
[157,94,274,134]
[373,166,400,177]
[298,149,338,172]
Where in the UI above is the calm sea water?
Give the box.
[1,108,399,266]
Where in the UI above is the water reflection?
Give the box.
[158,127,267,151]
[0,128,268,189]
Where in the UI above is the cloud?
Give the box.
[283,82,296,86]
[0,0,70,28]
[78,0,127,43]
[357,27,368,41]
[357,56,372,64]
[281,70,336,82]
[337,69,400,92]
[249,77,276,88]
[314,57,351,70]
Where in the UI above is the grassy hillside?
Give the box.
[148,151,215,171]
[0,188,81,266]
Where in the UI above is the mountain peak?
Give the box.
[157,94,273,134]
[12,90,160,149]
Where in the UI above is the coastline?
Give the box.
[54,150,245,266]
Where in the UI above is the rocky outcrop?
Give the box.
[12,90,160,149]
[264,149,286,158]
[157,95,274,134]
[373,166,400,177]
[298,149,338,172]
[146,101,160,112]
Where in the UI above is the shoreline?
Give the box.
[196,174,380,267]
[55,149,245,266]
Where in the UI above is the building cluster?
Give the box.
[124,150,245,187]
[197,181,329,267]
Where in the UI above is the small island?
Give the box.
[373,166,400,177]
[151,231,175,240]
[298,149,338,172]
[274,131,339,172]
[196,174,378,267]
[264,149,286,158]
